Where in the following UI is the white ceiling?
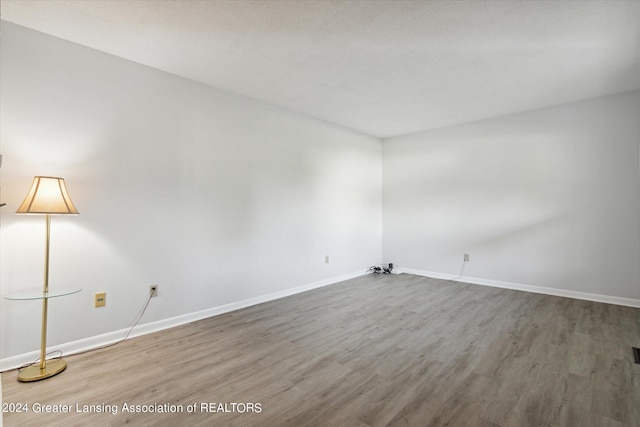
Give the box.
[2,0,639,139]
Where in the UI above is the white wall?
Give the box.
[0,22,382,362]
[383,90,640,301]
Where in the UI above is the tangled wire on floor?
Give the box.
[368,263,393,274]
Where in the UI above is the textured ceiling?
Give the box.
[2,0,639,139]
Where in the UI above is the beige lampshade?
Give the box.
[16,176,79,215]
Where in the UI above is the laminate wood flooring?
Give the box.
[2,274,640,426]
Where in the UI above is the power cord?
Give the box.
[68,288,153,355]
[368,263,394,274]
[12,288,154,374]
[16,350,63,372]
[446,258,468,282]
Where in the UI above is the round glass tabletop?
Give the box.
[4,288,83,300]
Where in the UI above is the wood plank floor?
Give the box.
[2,273,640,426]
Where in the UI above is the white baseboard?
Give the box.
[398,267,640,308]
[0,270,367,372]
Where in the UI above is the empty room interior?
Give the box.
[1,1,639,426]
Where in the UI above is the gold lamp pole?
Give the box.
[15,176,79,381]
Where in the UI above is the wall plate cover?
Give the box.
[95,292,106,307]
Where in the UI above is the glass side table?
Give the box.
[4,288,82,381]
[5,288,82,301]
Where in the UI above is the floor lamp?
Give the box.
[15,176,79,382]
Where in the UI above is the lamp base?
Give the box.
[17,359,67,382]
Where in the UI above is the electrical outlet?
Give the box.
[464,254,469,262]
[95,292,106,308]
[150,285,158,297]
[325,255,330,264]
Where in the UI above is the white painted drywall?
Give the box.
[0,22,382,361]
[383,90,640,300]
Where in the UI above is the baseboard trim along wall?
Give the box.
[0,270,368,372]
[398,268,640,308]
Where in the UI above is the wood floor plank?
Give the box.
[2,273,639,426]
